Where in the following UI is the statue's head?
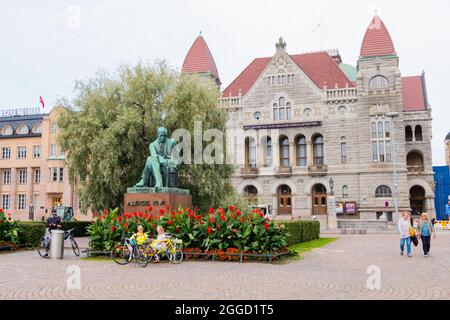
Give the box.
[157,127,168,143]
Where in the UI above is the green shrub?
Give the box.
[17,222,45,246]
[279,220,320,246]
[0,209,21,244]
[61,221,92,237]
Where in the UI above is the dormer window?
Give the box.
[17,124,29,135]
[1,125,13,136]
[369,75,389,90]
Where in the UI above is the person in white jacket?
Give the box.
[398,211,412,257]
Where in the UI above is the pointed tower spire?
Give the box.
[360,15,396,58]
[181,34,221,86]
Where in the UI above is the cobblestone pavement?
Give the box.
[1,233,450,300]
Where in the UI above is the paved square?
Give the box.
[1,233,450,300]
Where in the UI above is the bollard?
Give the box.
[50,230,65,260]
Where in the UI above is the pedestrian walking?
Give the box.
[398,211,412,257]
[417,212,436,257]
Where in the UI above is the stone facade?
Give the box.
[445,135,450,166]
[215,20,435,228]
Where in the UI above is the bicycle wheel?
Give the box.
[168,248,183,264]
[111,245,132,265]
[140,243,154,263]
[71,239,80,257]
[37,237,50,258]
[135,246,149,268]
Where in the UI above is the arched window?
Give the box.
[405,126,413,142]
[280,136,290,167]
[342,185,349,198]
[375,185,392,198]
[415,125,423,141]
[407,151,424,173]
[378,122,384,138]
[17,124,29,135]
[1,125,13,136]
[32,123,42,134]
[243,185,258,204]
[279,97,285,106]
[313,135,324,165]
[369,75,389,90]
[263,137,273,167]
[296,136,307,167]
[371,122,377,139]
[286,102,291,120]
[273,103,278,121]
[245,137,257,168]
[385,121,391,138]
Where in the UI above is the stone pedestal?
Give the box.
[327,195,338,230]
[124,187,192,214]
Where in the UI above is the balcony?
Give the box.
[240,166,259,177]
[276,166,292,177]
[308,164,328,176]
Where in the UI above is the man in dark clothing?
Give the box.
[46,210,61,231]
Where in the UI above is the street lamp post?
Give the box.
[387,112,400,220]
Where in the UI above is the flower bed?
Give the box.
[88,206,289,256]
[0,209,21,245]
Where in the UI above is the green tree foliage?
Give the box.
[58,61,234,212]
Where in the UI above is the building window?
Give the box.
[405,126,413,142]
[273,104,279,121]
[17,125,29,135]
[286,102,292,120]
[313,134,324,165]
[17,146,27,159]
[280,137,290,167]
[34,168,41,184]
[296,136,307,167]
[50,167,58,182]
[2,147,11,159]
[33,194,40,208]
[33,145,41,159]
[341,140,347,164]
[245,137,256,168]
[51,123,57,133]
[342,186,349,198]
[18,194,26,210]
[18,169,27,184]
[59,168,64,182]
[375,185,392,198]
[2,194,10,210]
[263,137,273,167]
[368,75,389,90]
[50,144,57,157]
[371,120,391,162]
[32,123,42,134]
[415,125,423,141]
[1,125,13,136]
[273,98,291,121]
[2,170,11,184]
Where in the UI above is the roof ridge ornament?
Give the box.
[275,37,286,52]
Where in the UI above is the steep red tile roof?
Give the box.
[402,75,427,111]
[360,16,396,57]
[222,52,354,97]
[182,35,219,81]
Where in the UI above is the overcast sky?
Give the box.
[1,0,449,164]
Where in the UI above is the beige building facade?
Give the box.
[0,106,87,221]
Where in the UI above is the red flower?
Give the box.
[259,212,264,218]
[208,207,214,215]
[170,211,176,216]
[217,225,221,231]
[111,226,116,232]
[240,217,245,223]
[194,207,199,212]
[0,220,3,224]
[124,222,129,228]
[195,215,202,221]
[103,209,107,215]
[236,210,241,216]
[168,220,173,225]
[188,211,195,219]
[210,217,215,223]
[147,206,153,212]
[220,215,226,222]
[218,208,224,215]
[207,226,213,234]
[200,221,205,225]
[0,208,3,213]
[264,223,269,231]
[165,204,171,211]
[228,205,236,211]
[159,208,165,214]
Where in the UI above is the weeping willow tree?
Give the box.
[58,61,235,212]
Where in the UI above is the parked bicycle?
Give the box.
[37,228,80,258]
[141,233,183,264]
[111,233,149,267]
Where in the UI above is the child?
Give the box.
[130,225,148,246]
[152,226,168,263]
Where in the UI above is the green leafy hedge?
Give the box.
[279,220,320,246]
[17,221,91,246]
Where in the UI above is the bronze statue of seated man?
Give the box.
[135,127,179,188]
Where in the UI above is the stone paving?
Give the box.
[1,233,450,300]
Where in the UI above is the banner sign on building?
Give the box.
[344,202,357,214]
[243,121,322,130]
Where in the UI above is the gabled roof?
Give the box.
[222,51,354,97]
[181,35,219,81]
[360,16,396,58]
[402,75,428,112]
